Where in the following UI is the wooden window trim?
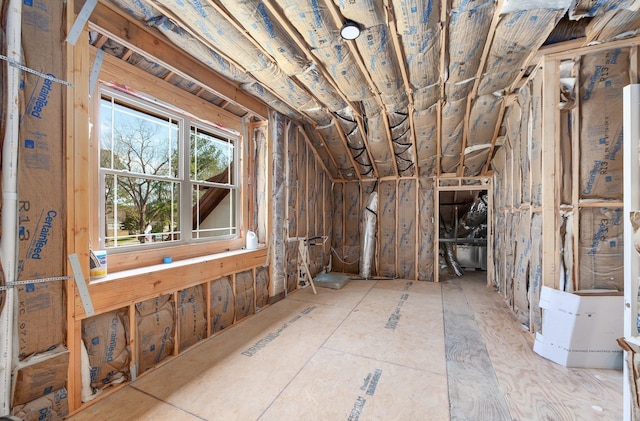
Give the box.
[89,48,248,274]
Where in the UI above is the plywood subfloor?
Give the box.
[69,274,622,420]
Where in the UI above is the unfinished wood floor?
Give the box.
[69,272,622,420]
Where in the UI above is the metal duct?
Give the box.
[359,191,378,279]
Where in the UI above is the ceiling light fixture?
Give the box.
[340,20,361,40]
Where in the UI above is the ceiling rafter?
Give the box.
[314,127,350,179]
[330,118,363,180]
[481,99,506,176]
[458,0,506,178]
[298,126,340,182]
[383,0,418,178]
[353,113,380,177]
[89,1,265,118]
[259,0,376,179]
[437,0,449,177]
[205,0,334,114]
[323,0,400,178]
[209,0,370,180]
[145,0,322,125]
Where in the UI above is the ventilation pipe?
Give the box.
[359,191,378,279]
[1,0,22,412]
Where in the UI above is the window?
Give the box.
[98,87,238,250]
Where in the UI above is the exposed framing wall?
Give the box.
[491,38,640,333]
[271,117,333,297]
[331,175,436,281]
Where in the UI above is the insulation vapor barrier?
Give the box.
[359,192,378,279]
[392,0,441,106]
[272,113,287,295]
[335,109,375,178]
[478,7,566,96]
[568,0,636,19]
[579,48,628,201]
[447,0,494,100]
[441,99,466,173]
[415,105,438,175]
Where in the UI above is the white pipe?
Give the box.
[0,0,22,414]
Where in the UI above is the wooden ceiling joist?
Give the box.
[459,0,506,177]
[323,0,399,178]
[86,1,267,118]
[261,0,378,179]
[298,127,340,182]
[384,0,418,178]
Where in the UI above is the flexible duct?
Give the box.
[359,191,378,279]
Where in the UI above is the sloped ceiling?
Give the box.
[89,0,640,181]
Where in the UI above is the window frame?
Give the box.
[91,83,246,271]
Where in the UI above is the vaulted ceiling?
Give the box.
[87,0,640,181]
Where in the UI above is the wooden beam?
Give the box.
[94,33,108,49]
[74,249,268,318]
[354,113,380,178]
[93,47,243,132]
[162,70,174,82]
[481,99,507,175]
[323,0,399,177]
[460,0,506,176]
[66,10,91,410]
[261,0,378,179]
[584,10,620,45]
[546,33,640,60]
[332,118,362,180]
[542,58,560,289]
[85,1,267,118]
[123,0,322,125]
[298,127,336,181]
[530,38,586,64]
[384,0,419,177]
[315,130,345,178]
[571,59,581,292]
[120,48,133,62]
[437,0,448,177]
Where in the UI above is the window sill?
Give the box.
[105,237,246,272]
[75,246,267,318]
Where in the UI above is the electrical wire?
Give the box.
[330,247,360,265]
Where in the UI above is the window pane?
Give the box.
[192,185,236,238]
[191,128,234,184]
[100,97,179,178]
[103,173,181,248]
